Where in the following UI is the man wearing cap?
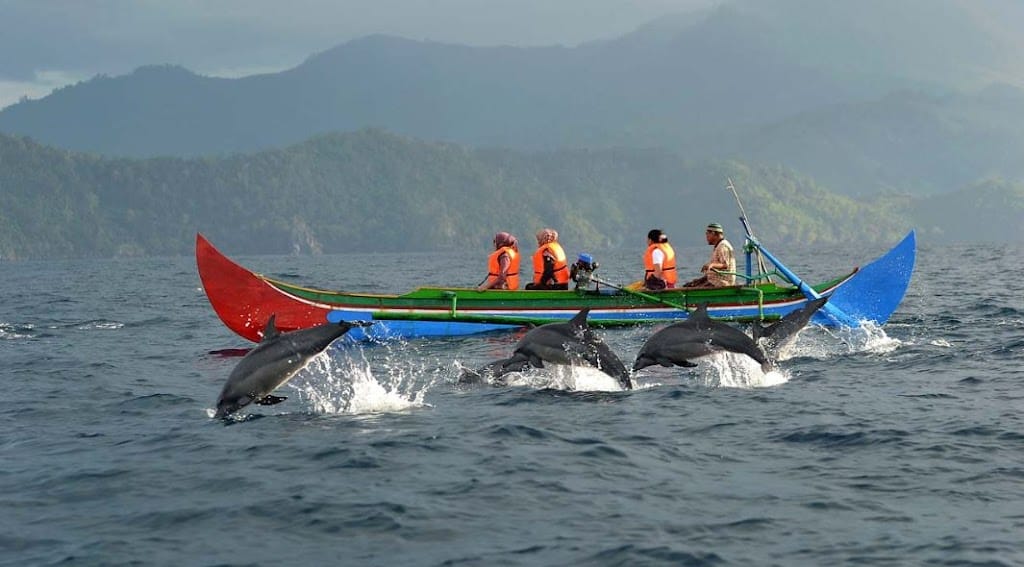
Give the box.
[683,223,736,287]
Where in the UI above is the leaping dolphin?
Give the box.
[633,303,772,373]
[214,315,372,418]
[751,296,829,352]
[461,308,633,390]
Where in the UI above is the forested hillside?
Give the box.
[0,130,935,260]
[2,0,1022,201]
[732,85,1024,196]
[909,179,1024,243]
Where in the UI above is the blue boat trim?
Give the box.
[317,230,916,340]
[821,230,916,326]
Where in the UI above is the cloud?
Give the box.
[0,70,90,111]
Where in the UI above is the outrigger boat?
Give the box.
[196,228,916,343]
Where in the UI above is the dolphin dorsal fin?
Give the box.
[569,308,591,331]
[260,314,280,342]
[691,303,712,324]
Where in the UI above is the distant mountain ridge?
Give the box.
[2,0,1023,200]
[732,85,1024,196]
[7,29,833,156]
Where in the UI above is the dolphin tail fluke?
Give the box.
[457,367,486,385]
[619,373,634,390]
[458,369,484,384]
[254,394,288,406]
[759,296,830,349]
[750,321,765,341]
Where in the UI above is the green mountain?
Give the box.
[1,129,934,260]
[2,1,1021,179]
[0,29,848,158]
[731,85,1024,196]
[909,178,1024,243]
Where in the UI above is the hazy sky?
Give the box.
[0,0,719,110]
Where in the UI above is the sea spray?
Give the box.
[696,352,790,388]
[503,365,626,392]
[289,341,436,415]
[818,322,902,357]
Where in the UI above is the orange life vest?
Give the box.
[486,246,520,289]
[643,242,677,286]
[532,242,569,286]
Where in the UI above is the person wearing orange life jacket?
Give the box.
[642,229,677,290]
[525,228,570,290]
[477,231,521,291]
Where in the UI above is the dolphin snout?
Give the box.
[214,399,244,419]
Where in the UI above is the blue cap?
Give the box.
[578,253,594,264]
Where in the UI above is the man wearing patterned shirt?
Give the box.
[683,223,736,287]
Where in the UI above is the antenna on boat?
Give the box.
[725,178,772,283]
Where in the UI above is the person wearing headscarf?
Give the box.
[525,228,569,290]
[683,222,736,287]
[642,229,677,290]
[478,231,521,291]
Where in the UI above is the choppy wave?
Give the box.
[4,244,1024,566]
[0,321,35,339]
[75,319,125,330]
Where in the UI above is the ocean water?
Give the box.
[1,239,1022,566]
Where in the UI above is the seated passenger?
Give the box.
[683,222,736,287]
[478,231,521,291]
[642,229,677,290]
[525,228,569,290]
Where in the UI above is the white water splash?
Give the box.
[288,347,435,415]
[503,364,626,392]
[696,352,790,389]
[453,359,629,392]
[76,320,124,330]
[631,351,788,390]
[0,322,34,340]
[818,322,903,356]
[771,323,903,361]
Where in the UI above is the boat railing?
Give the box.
[724,266,781,284]
[442,290,458,317]
[739,286,766,321]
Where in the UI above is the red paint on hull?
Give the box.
[196,234,329,342]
